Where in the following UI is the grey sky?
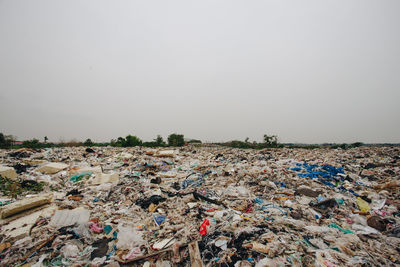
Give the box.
[0,0,399,144]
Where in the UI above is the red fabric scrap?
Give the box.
[200,219,210,236]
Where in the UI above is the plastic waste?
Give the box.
[1,145,399,266]
[61,244,80,258]
[89,223,103,233]
[317,195,327,203]
[104,225,113,235]
[328,223,353,234]
[73,223,93,241]
[351,224,379,235]
[153,237,175,250]
[215,238,229,250]
[116,225,145,249]
[136,195,167,209]
[123,247,143,260]
[50,207,90,228]
[356,197,371,213]
[371,198,386,210]
[200,219,210,236]
[31,254,48,267]
[70,171,92,182]
[153,214,167,226]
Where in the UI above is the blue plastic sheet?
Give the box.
[274,182,286,188]
[254,198,264,204]
[290,162,357,193]
[153,214,167,226]
[104,225,113,234]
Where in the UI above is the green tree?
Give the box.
[154,135,166,147]
[1,134,16,148]
[44,136,48,143]
[84,138,94,146]
[263,134,278,147]
[125,135,142,147]
[117,137,126,146]
[110,139,118,147]
[168,133,185,147]
[0,133,5,148]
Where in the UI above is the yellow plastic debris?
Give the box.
[356,197,370,213]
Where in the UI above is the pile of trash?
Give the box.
[0,145,399,266]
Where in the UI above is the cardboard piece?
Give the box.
[90,173,119,185]
[0,193,53,219]
[0,166,17,179]
[36,162,69,174]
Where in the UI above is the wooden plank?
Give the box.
[117,242,192,264]
[188,241,203,267]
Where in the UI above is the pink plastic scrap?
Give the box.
[89,223,104,233]
[123,247,143,260]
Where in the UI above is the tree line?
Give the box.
[1,131,368,150]
[0,132,189,149]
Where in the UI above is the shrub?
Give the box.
[22,139,41,148]
[350,142,364,148]
[84,138,94,146]
[187,139,202,144]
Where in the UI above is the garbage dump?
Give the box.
[0,146,399,266]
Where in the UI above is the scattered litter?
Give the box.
[0,145,399,266]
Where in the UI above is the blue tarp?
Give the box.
[290,162,359,196]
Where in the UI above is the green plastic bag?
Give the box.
[328,223,353,234]
[70,171,92,182]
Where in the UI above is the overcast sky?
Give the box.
[1,0,399,144]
